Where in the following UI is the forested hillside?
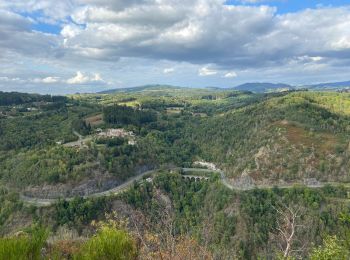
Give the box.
[190,92,350,185]
[0,88,350,259]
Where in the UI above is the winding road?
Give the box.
[21,169,157,207]
[20,167,350,207]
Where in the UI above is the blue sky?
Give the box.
[228,0,350,14]
[1,0,350,94]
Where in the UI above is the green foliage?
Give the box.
[0,187,22,230]
[0,91,67,106]
[1,89,350,259]
[188,91,350,182]
[103,105,157,126]
[0,146,99,186]
[123,173,214,233]
[72,119,91,135]
[124,175,350,259]
[95,137,125,147]
[75,226,137,260]
[0,110,74,150]
[54,197,110,231]
[0,96,99,151]
[0,227,48,260]
[310,236,349,260]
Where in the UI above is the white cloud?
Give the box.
[0,76,25,83]
[163,68,175,74]
[33,76,60,83]
[224,71,238,78]
[310,56,323,62]
[332,36,350,50]
[67,71,88,84]
[66,71,105,85]
[1,1,350,93]
[56,1,350,72]
[199,66,218,76]
[0,0,73,22]
[42,76,60,83]
[61,24,82,39]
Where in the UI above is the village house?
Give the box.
[98,128,134,138]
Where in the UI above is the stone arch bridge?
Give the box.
[181,175,209,181]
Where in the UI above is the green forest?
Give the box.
[0,87,350,259]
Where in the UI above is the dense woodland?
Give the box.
[0,88,350,259]
[0,91,67,106]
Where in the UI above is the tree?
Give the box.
[76,225,137,260]
[272,204,304,259]
[309,236,349,260]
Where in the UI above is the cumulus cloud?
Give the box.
[0,76,25,83]
[199,66,218,76]
[61,24,82,39]
[0,9,61,61]
[163,68,175,74]
[66,71,105,85]
[0,73,106,86]
[55,1,350,71]
[33,76,60,84]
[1,0,350,93]
[224,71,238,78]
[0,0,74,22]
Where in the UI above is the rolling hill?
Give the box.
[232,82,294,92]
[306,80,350,90]
[1,89,350,259]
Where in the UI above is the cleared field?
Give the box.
[85,113,104,126]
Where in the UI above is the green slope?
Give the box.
[189,91,350,183]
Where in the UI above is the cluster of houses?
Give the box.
[59,128,137,148]
[96,128,134,138]
[96,128,136,145]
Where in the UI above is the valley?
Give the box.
[0,87,350,259]
[3,1,350,258]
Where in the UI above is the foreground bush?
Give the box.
[75,226,137,260]
[309,236,349,260]
[0,227,47,260]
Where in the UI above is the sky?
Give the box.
[0,0,350,94]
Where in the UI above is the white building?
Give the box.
[193,161,217,171]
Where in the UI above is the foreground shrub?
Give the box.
[75,226,137,260]
[309,236,349,260]
[0,227,47,260]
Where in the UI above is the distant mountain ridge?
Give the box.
[98,84,184,94]
[232,82,294,93]
[306,81,350,90]
[98,81,350,94]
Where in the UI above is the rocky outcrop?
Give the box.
[23,164,156,199]
[233,169,255,189]
[23,177,119,199]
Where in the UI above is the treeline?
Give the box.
[0,146,99,186]
[1,173,350,259]
[72,118,92,135]
[123,172,350,259]
[0,101,100,151]
[103,105,157,126]
[139,97,188,110]
[0,110,75,150]
[55,197,110,231]
[0,91,67,106]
